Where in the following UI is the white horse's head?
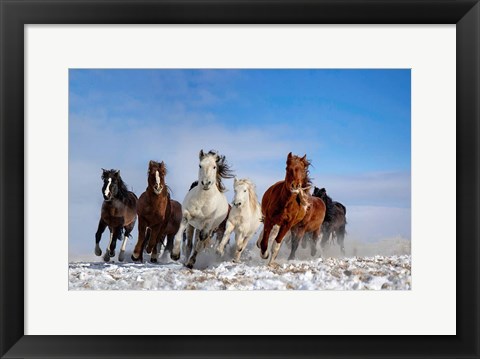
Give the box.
[198,149,235,192]
[232,177,258,211]
[198,150,219,191]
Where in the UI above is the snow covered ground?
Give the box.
[69,242,411,290]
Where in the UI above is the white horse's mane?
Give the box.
[235,178,261,214]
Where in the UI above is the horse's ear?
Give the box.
[114,170,120,177]
[287,152,293,163]
[234,176,238,184]
[301,154,307,162]
[148,160,154,167]
[199,149,205,160]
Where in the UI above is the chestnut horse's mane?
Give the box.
[288,154,313,188]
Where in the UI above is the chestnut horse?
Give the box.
[287,193,326,260]
[131,161,182,263]
[256,152,311,264]
[95,169,137,262]
[313,187,347,255]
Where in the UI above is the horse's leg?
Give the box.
[103,227,121,262]
[258,220,274,259]
[186,228,209,269]
[216,220,234,257]
[118,221,135,262]
[233,232,248,263]
[301,233,308,249]
[269,224,291,265]
[185,225,195,260]
[110,227,122,256]
[171,213,190,261]
[320,226,331,252]
[103,231,114,262]
[165,233,174,253]
[288,231,301,261]
[152,233,166,263]
[94,219,107,256]
[310,229,321,257]
[337,225,346,256]
[146,225,163,262]
[132,219,148,262]
[150,241,159,263]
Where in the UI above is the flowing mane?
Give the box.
[204,150,235,192]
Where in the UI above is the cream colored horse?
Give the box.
[170,150,234,268]
[216,178,262,262]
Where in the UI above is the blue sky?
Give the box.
[69,69,411,259]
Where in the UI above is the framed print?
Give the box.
[1,1,479,358]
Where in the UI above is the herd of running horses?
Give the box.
[95,150,347,268]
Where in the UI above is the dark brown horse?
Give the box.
[131,161,182,263]
[288,193,326,260]
[256,152,311,264]
[313,187,347,255]
[95,169,137,262]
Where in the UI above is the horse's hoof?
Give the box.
[288,255,295,261]
[185,262,194,269]
[108,250,115,258]
[215,248,224,257]
[94,247,102,256]
[150,258,158,263]
[260,251,269,260]
[131,254,142,262]
[311,249,317,257]
[103,253,110,262]
[170,252,180,261]
[118,251,125,262]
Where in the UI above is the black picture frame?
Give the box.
[1,1,479,358]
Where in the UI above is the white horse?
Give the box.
[171,150,234,268]
[216,178,262,262]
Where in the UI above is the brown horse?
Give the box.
[287,194,326,260]
[256,152,311,264]
[95,169,137,262]
[131,161,182,263]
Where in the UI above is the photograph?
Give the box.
[68,69,411,290]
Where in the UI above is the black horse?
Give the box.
[313,187,347,255]
[95,169,138,262]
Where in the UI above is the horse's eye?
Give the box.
[199,165,201,169]
[213,166,216,170]
[244,190,247,192]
